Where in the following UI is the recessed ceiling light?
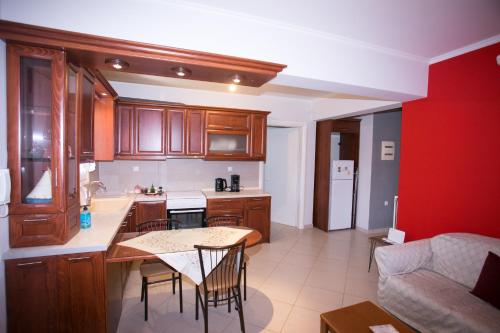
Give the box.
[171,66,192,78]
[105,58,129,70]
[232,74,242,84]
[101,92,108,96]
[228,84,237,92]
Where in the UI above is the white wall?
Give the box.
[356,115,374,230]
[0,39,8,333]
[311,98,401,121]
[264,127,301,227]
[0,0,428,101]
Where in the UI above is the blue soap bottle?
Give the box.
[80,206,91,229]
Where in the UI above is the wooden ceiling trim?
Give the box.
[0,20,286,81]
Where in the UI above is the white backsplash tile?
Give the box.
[97,159,259,192]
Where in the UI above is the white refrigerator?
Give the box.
[328,160,354,230]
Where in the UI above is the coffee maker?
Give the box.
[230,174,240,192]
[215,178,227,192]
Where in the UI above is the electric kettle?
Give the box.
[215,178,227,192]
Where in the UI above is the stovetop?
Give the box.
[166,191,206,209]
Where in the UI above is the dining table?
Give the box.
[106,226,262,263]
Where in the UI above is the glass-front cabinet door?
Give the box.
[8,44,65,214]
[66,65,79,208]
[206,131,250,158]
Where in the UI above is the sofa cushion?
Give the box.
[430,233,500,289]
[378,269,500,333]
[471,251,500,310]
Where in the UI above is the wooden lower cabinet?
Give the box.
[135,201,166,229]
[245,197,271,242]
[6,256,58,333]
[6,252,107,333]
[207,196,271,242]
[57,252,106,333]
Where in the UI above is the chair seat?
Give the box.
[200,264,239,292]
[140,261,176,278]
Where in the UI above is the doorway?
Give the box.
[264,126,301,227]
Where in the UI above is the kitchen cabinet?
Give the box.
[167,108,185,155]
[6,256,58,333]
[57,252,106,333]
[6,252,107,333]
[7,43,80,247]
[80,69,95,161]
[135,106,166,157]
[186,109,205,156]
[207,196,271,242]
[93,79,115,161]
[115,103,167,160]
[120,203,136,233]
[250,114,267,160]
[135,201,167,229]
[245,197,271,242]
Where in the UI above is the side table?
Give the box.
[368,235,393,272]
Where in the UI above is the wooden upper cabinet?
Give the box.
[6,256,58,333]
[250,114,267,160]
[115,104,134,157]
[57,252,106,333]
[7,43,80,247]
[80,70,95,161]
[167,108,185,155]
[206,111,250,131]
[135,106,166,157]
[186,109,205,156]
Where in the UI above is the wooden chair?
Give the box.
[137,218,183,321]
[205,215,249,300]
[195,240,247,333]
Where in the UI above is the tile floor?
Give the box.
[117,223,380,333]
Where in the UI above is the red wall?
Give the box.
[398,43,500,241]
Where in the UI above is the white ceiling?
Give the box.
[177,0,500,59]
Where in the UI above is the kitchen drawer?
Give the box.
[207,198,245,211]
[246,196,270,208]
[206,111,250,131]
[206,208,244,218]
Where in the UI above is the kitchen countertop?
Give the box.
[202,188,271,199]
[3,193,165,260]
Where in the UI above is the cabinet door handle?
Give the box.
[17,261,43,267]
[23,218,49,223]
[223,153,233,156]
[249,206,263,210]
[67,256,91,262]
[54,167,58,187]
[223,126,233,129]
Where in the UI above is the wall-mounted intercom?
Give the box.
[0,169,11,205]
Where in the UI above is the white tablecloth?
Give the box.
[118,227,252,284]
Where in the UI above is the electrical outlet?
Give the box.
[384,200,389,206]
[227,166,233,172]
[133,166,140,172]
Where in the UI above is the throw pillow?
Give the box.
[471,251,500,309]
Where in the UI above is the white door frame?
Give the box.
[260,119,308,229]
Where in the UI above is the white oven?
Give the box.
[166,191,207,229]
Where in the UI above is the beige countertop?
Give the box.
[4,193,165,260]
[202,188,271,199]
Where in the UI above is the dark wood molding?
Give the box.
[92,69,118,98]
[0,20,286,87]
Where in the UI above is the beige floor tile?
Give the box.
[244,292,293,332]
[267,262,311,285]
[282,251,318,268]
[344,276,379,300]
[342,293,379,307]
[305,268,347,293]
[259,278,303,304]
[223,318,277,333]
[295,286,343,313]
[281,306,321,333]
[312,257,349,274]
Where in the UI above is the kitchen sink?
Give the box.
[90,197,130,213]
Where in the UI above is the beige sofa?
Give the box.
[375,233,500,333]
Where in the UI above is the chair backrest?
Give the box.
[205,215,242,227]
[137,218,181,235]
[195,240,246,300]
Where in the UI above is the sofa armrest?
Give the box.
[375,239,432,278]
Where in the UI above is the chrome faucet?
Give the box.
[80,181,107,206]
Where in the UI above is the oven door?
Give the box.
[167,208,206,229]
